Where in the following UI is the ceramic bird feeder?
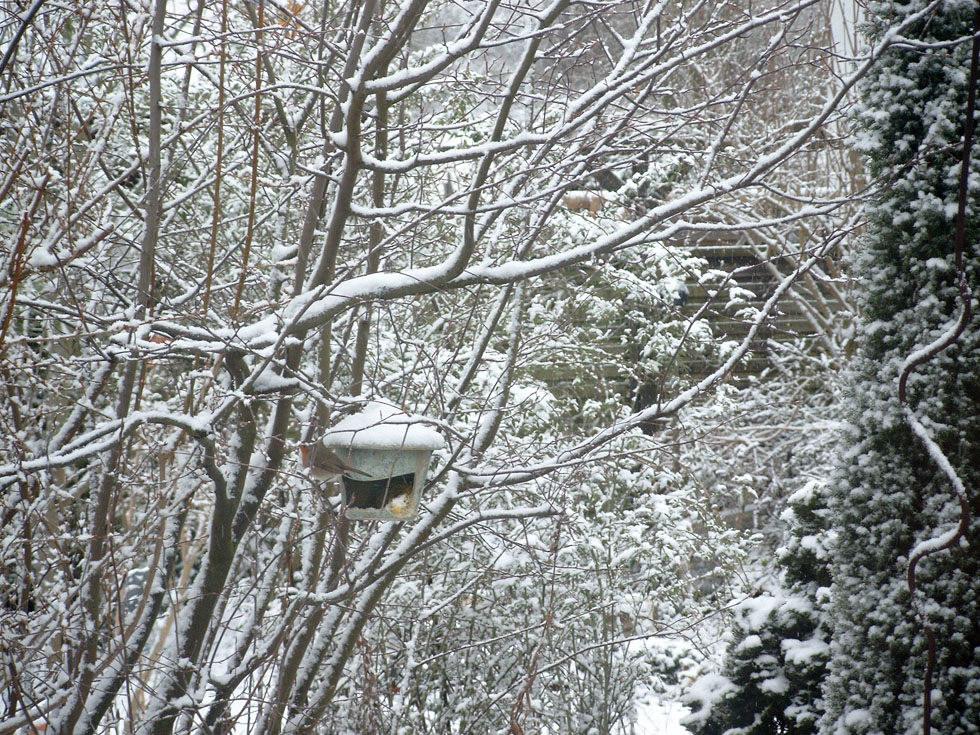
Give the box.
[322,401,444,521]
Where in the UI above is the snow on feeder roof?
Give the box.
[322,401,444,451]
[322,402,443,521]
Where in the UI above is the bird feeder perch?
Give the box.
[322,402,444,521]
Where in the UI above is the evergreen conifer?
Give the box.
[822,1,980,732]
[682,481,832,735]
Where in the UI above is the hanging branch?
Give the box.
[349,79,387,398]
[203,0,228,317]
[234,0,265,317]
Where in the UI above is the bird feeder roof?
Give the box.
[322,401,444,451]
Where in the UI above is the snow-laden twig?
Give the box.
[461,239,837,487]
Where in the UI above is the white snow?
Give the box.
[28,247,60,267]
[680,673,736,727]
[635,695,691,734]
[782,636,830,665]
[844,708,872,727]
[323,400,444,450]
[759,674,790,694]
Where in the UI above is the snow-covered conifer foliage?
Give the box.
[823,1,980,733]
[0,0,867,732]
[682,478,833,735]
[676,328,845,735]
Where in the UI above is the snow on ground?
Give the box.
[635,695,690,734]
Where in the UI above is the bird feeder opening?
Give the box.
[322,402,443,521]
